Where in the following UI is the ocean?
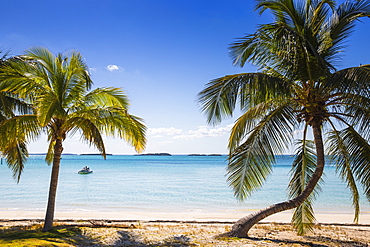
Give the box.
[0,155,369,219]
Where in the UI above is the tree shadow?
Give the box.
[244,235,368,247]
[246,236,329,247]
[0,224,101,246]
[64,226,196,246]
[113,231,196,246]
[305,235,369,247]
[111,230,148,246]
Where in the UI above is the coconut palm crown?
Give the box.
[198,0,370,237]
[0,47,146,231]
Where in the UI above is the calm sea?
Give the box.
[0,155,369,216]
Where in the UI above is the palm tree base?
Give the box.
[42,226,52,232]
[215,230,249,238]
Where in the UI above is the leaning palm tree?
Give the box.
[0,47,146,231]
[198,0,370,237]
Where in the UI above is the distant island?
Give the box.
[136,153,171,156]
[30,153,76,156]
[188,154,223,156]
[79,153,113,156]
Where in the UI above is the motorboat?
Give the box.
[78,166,93,174]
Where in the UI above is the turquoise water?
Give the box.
[0,155,369,215]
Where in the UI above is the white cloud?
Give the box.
[172,124,233,140]
[88,68,96,74]
[147,125,232,140]
[28,125,234,154]
[106,64,120,71]
[157,140,175,145]
[148,127,183,137]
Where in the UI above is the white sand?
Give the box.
[1,209,369,224]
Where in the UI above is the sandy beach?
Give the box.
[2,209,370,224]
[1,218,370,246]
[1,210,370,246]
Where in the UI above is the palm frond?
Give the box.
[292,200,316,235]
[0,55,49,100]
[0,91,31,117]
[232,0,340,79]
[35,93,60,126]
[327,65,370,97]
[82,87,130,110]
[23,47,57,79]
[68,108,146,153]
[67,117,106,157]
[326,125,360,222]
[0,115,40,181]
[197,73,290,125]
[65,51,92,91]
[329,126,370,202]
[227,145,274,201]
[322,0,370,64]
[63,52,92,106]
[45,140,55,165]
[342,94,370,138]
[2,141,28,182]
[229,99,296,152]
[226,103,297,200]
[0,115,41,145]
[307,0,336,37]
[97,111,147,153]
[289,137,320,235]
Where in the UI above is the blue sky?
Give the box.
[2,0,370,154]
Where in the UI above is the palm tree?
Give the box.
[198,0,370,237]
[0,47,146,231]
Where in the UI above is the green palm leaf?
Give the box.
[328,65,370,96]
[229,100,296,152]
[3,141,28,182]
[326,126,360,222]
[83,87,130,110]
[324,0,370,63]
[197,73,291,125]
[330,127,370,201]
[68,116,106,157]
[289,138,321,235]
[227,103,296,200]
[0,115,40,180]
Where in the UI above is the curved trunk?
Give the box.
[42,139,63,231]
[223,122,325,238]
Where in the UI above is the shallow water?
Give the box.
[0,155,369,215]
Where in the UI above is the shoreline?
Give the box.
[1,209,369,225]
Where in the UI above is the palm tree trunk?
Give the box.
[223,122,325,238]
[43,139,63,231]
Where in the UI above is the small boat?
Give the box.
[78,166,93,174]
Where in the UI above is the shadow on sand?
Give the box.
[245,235,368,247]
[67,225,196,246]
